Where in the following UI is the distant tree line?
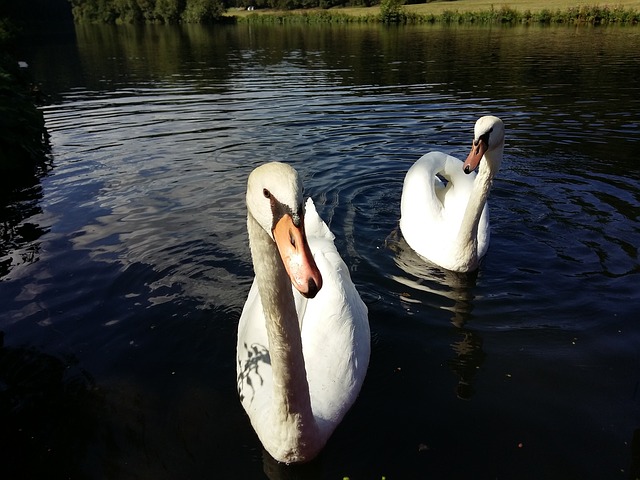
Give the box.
[68,0,417,23]
[68,0,226,24]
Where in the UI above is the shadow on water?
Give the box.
[0,290,253,478]
[0,331,102,479]
[631,428,640,480]
[262,449,323,480]
[385,228,486,400]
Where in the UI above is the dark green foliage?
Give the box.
[69,0,226,23]
[379,0,406,24]
[0,59,49,172]
[0,19,49,173]
[182,0,225,22]
[0,18,17,40]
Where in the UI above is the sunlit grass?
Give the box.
[230,1,640,24]
[405,0,640,15]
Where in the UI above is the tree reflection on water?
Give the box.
[0,166,51,280]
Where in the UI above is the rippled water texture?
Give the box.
[2,23,640,479]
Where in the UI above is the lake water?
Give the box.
[2,22,640,479]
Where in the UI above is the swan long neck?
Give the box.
[247,211,319,456]
[458,148,502,261]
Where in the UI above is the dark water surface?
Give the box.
[2,23,640,479]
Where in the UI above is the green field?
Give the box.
[406,0,640,14]
[231,0,640,20]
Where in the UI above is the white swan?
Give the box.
[237,162,370,464]
[400,115,505,272]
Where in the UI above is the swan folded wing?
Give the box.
[400,152,479,268]
[400,152,449,242]
[476,205,490,258]
[298,239,370,434]
[439,153,477,226]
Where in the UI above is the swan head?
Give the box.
[463,115,505,175]
[247,162,323,298]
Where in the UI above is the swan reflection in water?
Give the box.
[385,228,486,400]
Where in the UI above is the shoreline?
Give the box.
[228,1,640,24]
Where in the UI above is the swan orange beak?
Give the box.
[463,138,488,174]
[273,213,323,299]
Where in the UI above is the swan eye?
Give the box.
[479,131,491,145]
[263,188,271,199]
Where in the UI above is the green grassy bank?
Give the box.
[230,1,640,25]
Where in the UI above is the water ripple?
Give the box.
[3,24,640,479]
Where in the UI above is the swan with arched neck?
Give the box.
[400,115,505,272]
[237,162,370,464]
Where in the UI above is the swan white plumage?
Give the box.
[400,116,505,272]
[237,162,370,464]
